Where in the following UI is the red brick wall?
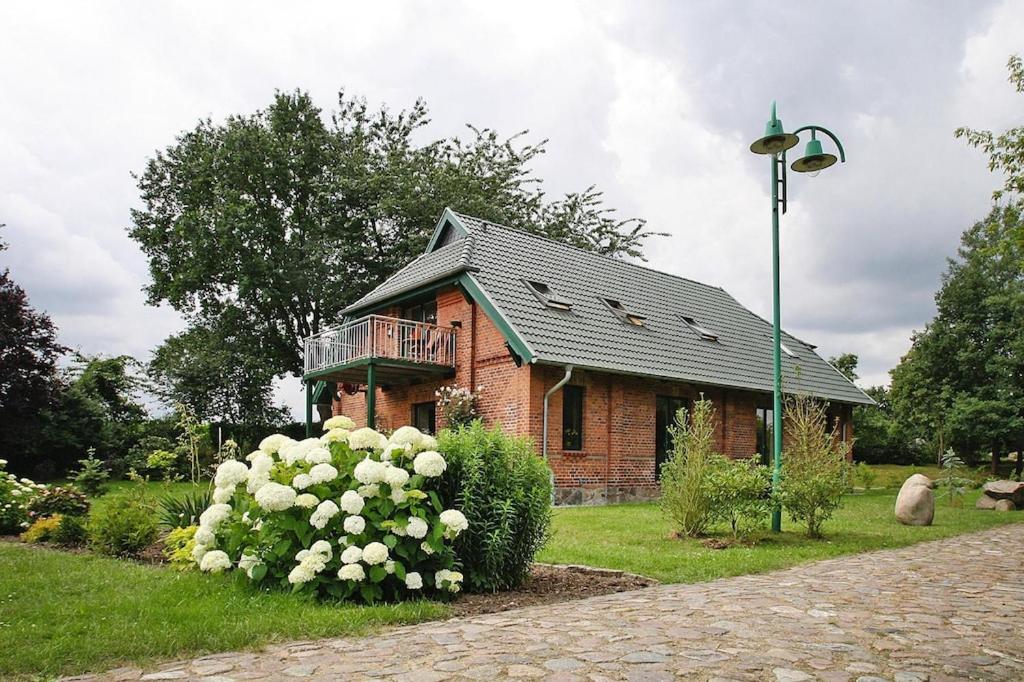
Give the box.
[332,289,858,496]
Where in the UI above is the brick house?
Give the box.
[303,209,873,504]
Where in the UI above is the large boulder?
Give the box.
[982,480,1024,507]
[895,474,935,526]
[994,499,1016,512]
[976,495,998,510]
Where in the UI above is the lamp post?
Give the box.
[749,102,845,533]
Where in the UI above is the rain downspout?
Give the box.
[542,365,573,502]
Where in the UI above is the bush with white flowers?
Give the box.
[0,460,44,534]
[192,417,467,602]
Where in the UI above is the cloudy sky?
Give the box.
[1,1,1020,416]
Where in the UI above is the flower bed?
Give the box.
[193,416,468,602]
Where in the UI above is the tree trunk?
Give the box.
[1014,441,1023,481]
[991,446,1001,476]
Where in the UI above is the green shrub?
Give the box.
[706,457,773,538]
[437,422,552,592]
[853,462,878,491]
[163,525,198,570]
[660,398,719,537]
[87,489,160,557]
[27,486,89,520]
[21,515,63,543]
[159,487,212,529]
[72,452,110,496]
[778,396,852,538]
[52,514,88,547]
[0,460,37,533]
[146,449,181,480]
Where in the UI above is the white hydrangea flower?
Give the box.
[199,503,232,529]
[191,543,210,563]
[404,572,423,589]
[254,482,297,512]
[354,457,387,484]
[212,486,233,504]
[406,516,429,539]
[343,515,366,535]
[420,541,435,555]
[390,488,407,504]
[323,415,356,431]
[362,541,389,565]
[199,550,232,573]
[384,465,410,488]
[288,552,327,584]
[392,524,407,537]
[413,451,447,477]
[340,545,363,564]
[238,553,262,578]
[388,425,423,448]
[310,539,333,560]
[259,433,295,455]
[194,526,216,546]
[281,438,322,466]
[349,427,388,451]
[214,459,249,488]
[309,463,338,484]
[339,490,365,515]
[435,569,464,592]
[304,447,332,464]
[384,560,396,575]
[338,535,349,547]
[291,473,313,490]
[320,428,350,445]
[381,442,411,462]
[310,500,340,529]
[357,483,380,498]
[295,493,319,509]
[247,471,270,494]
[439,509,469,538]
[418,434,439,451]
[338,563,366,581]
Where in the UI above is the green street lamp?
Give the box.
[749,101,846,533]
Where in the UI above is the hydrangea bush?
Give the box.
[0,459,43,534]
[193,416,469,603]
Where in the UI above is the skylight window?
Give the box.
[680,315,718,341]
[525,280,572,311]
[603,298,646,327]
[765,334,798,358]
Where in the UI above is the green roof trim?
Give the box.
[458,272,536,364]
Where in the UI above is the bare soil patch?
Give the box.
[450,563,656,617]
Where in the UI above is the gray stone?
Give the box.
[994,498,1016,512]
[773,669,813,682]
[976,495,997,510]
[140,673,187,681]
[619,651,669,664]
[544,658,584,671]
[895,474,935,526]
[982,480,1024,506]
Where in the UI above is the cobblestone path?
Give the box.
[79,524,1024,681]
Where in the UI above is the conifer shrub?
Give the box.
[437,422,552,592]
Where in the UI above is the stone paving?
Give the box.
[76,525,1024,681]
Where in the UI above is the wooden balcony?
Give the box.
[302,315,457,386]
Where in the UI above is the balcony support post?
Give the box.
[304,380,313,437]
[366,361,377,429]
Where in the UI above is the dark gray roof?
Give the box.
[344,233,475,312]
[349,210,873,405]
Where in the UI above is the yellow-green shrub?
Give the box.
[21,515,62,543]
[164,525,198,570]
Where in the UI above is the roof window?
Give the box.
[525,280,572,311]
[680,315,718,341]
[765,334,798,358]
[603,298,646,327]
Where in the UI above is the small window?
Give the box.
[562,385,584,451]
[525,280,572,311]
[412,401,436,435]
[603,298,646,327]
[765,333,794,358]
[680,315,718,341]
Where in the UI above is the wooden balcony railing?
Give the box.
[303,315,457,377]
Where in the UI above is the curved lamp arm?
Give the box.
[791,124,846,162]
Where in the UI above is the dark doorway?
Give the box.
[655,395,689,480]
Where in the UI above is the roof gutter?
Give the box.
[542,365,573,503]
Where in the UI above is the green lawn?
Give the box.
[537,488,1024,583]
[0,542,446,680]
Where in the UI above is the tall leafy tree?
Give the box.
[131,90,656,386]
[0,230,67,475]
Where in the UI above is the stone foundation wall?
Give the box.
[554,484,661,507]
